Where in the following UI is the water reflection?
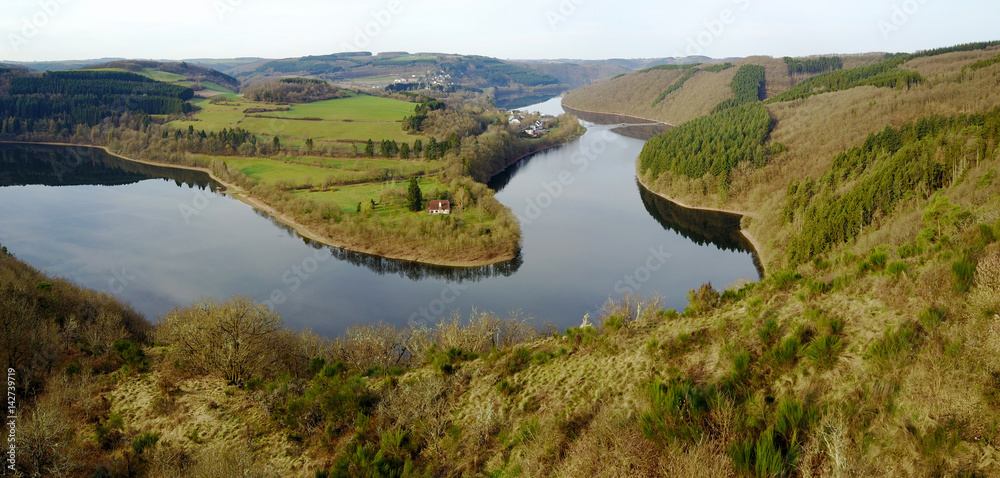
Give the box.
[0,143,217,190]
[638,182,764,276]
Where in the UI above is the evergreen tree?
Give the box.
[407,178,423,212]
[365,139,375,158]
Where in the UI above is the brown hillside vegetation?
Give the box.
[563,53,887,125]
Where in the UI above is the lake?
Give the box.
[0,97,760,337]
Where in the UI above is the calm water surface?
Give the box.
[0,98,759,336]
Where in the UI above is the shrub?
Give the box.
[886,261,909,277]
[602,315,624,333]
[952,257,976,293]
[640,378,714,445]
[131,433,159,456]
[766,336,802,370]
[917,307,947,330]
[771,270,802,289]
[686,282,721,315]
[658,309,680,320]
[758,317,780,346]
[336,321,410,372]
[96,412,125,449]
[868,321,922,363]
[113,339,149,373]
[157,296,283,385]
[804,334,843,370]
[505,347,532,375]
[858,250,889,273]
[427,346,477,375]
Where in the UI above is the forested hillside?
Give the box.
[0,69,193,133]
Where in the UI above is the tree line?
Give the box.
[783,56,843,75]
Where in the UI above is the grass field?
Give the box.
[167,94,427,145]
[295,177,446,214]
[198,154,439,188]
[238,117,418,143]
[139,68,187,83]
[261,94,417,121]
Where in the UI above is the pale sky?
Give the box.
[2,0,998,62]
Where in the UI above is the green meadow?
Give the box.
[167,94,427,144]
[295,177,447,214]
[197,154,440,189]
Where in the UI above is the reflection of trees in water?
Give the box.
[638,182,763,277]
[251,208,523,282]
[0,143,217,190]
[487,156,526,193]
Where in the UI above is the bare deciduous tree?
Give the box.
[158,296,281,385]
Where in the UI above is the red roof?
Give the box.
[428,200,451,210]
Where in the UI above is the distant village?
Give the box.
[506,111,556,138]
[392,71,452,87]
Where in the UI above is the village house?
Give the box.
[428,199,452,215]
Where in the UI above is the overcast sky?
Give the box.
[3,0,998,62]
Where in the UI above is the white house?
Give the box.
[428,200,452,215]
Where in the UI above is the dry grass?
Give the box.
[564,65,736,125]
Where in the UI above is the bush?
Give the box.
[952,257,976,293]
[858,251,889,273]
[803,334,843,370]
[640,378,715,445]
[868,321,922,364]
[686,282,721,315]
[498,347,534,376]
[766,336,801,370]
[96,412,125,449]
[157,296,283,385]
[918,307,947,330]
[886,261,909,277]
[602,315,624,333]
[771,270,802,289]
[113,339,149,373]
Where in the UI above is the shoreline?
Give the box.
[487,126,588,182]
[3,141,524,268]
[636,175,767,276]
[560,103,677,127]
